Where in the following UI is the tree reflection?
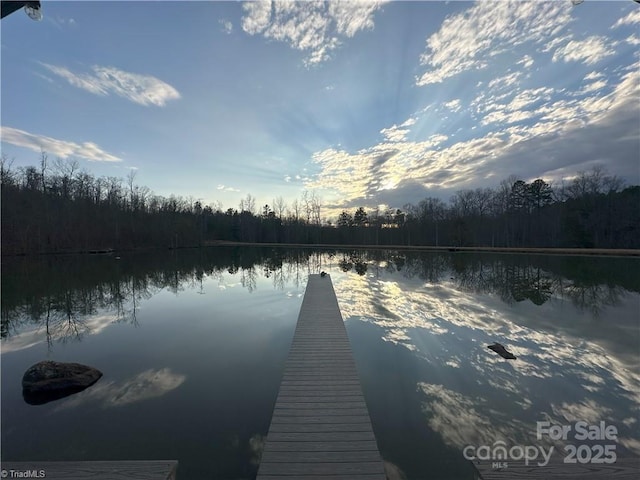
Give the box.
[565,282,625,318]
[1,248,636,349]
[337,251,369,275]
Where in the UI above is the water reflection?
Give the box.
[329,252,640,476]
[2,248,639,478]
[4,250,635,343]
[54,368,186,410]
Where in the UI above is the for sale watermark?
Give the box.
[463,420,619,469]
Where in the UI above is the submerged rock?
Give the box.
[487,343,517,360]
[22,360,102,405]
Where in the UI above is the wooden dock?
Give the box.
[256,273,386,480]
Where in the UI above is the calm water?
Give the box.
[2,247,639,479]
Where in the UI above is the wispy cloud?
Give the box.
[443,99,462,112]
[47,15,77,29]
[579,79,608,95]
[40,63,181,107]
[552,36,615,66]
[612,9,640,29]
[416,1,572,85]
[219,19,233,34]
[517,55,534,69]
[1,126,122,162]
[302,2,638,212]
[480,87,555,126]
[380,117,417,142]
[217,184,240,192]
[380,126,408,143]
[307,62,639,207]
[241,0,386,66]
[625,34,640,46]
[584,71,605,81]
[487,71,523,90]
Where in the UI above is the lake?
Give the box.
[2,247,639,479]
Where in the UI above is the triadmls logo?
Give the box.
[462,420,619,468]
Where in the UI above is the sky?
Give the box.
[1,0,639,218]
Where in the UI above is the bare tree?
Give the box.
[39,150,48,193]
[273,196,286,220]
[0,154,15,186]
[127,170,138,211]
[310,192,321,225]
[289,199,300,222]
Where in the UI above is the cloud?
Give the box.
[487,71,523,90]
[217,184,240,192]
[40,63,181,106]
[479,87,555,126]
[307,133,450,204]
[584,71,604,81]
[219,19,233,34]
[48,15,77,29]
[380,116,418,142]
[417,1,573,85]
[625,34,640,46]
[552,36,615,65]
[307,59,639,209]
[612,9,640,29]
[517,54,534,69]
[380,125,409,143]
[1,126,122,162]
[304,5,639,212]
[443,99,462,112]
[241,0,386,66]
[579,79,607,95]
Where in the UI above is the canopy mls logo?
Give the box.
[463,420,619,468]
[463,441,554,468]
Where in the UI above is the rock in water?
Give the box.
[22,361,102,405]
[487,343,517,360]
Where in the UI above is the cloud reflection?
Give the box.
[331,260,640,457]
[55,368,186,410]
[1,314,118,354]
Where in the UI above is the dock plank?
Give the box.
[267,431,377,442]
[256,274,385,479]
[264,441,379,452]
[260,450,383,463]
[258,461,385,476]
[267,423,375,433]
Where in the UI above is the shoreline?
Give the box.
[207,241,640,257]
[3,242,639,258]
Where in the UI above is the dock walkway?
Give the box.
[256,274,386,480]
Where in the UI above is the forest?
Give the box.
[1,153,638,255]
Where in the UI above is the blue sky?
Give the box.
[1,1,639,217]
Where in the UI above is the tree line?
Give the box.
[1,153,638,255]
